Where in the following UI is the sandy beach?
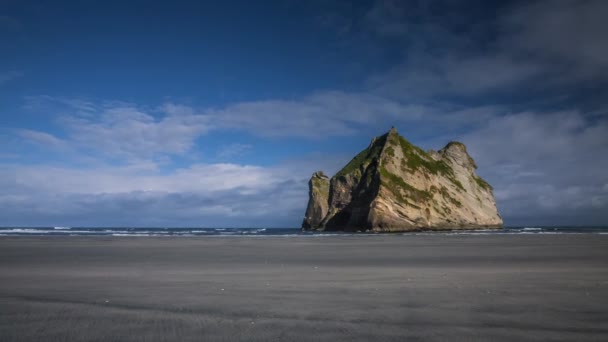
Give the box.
[1,234,607,341]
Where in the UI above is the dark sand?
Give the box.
[1,234,607,341]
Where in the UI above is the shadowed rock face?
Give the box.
[302,127,503,232]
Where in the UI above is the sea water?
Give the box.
[0,226,606,236]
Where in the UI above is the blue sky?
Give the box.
[1,0,607,227]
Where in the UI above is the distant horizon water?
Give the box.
[1,226,607,237]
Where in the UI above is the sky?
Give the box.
[1,0,607,227]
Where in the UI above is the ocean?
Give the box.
[0,226,607,237]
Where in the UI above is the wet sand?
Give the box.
[1,234,607,341]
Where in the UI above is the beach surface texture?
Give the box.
[1,234,607,341]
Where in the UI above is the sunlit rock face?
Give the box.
[303,127,503,232]
[302,171,330,229]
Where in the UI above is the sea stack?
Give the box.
[302,171,330,229]
[302,127,502,231]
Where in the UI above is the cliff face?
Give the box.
[302,171,330,229]
[303,128,502,231]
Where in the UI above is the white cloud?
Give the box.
[463,110,605,167]
[7,94,608,225]
[0,159,318,226]
[206,91,409,138]
[60,104,210,159]
[25,93,411,145]
[459,110,608,223]
[10,163,283,194]
[21,93,504,149]
[17,129,66,149]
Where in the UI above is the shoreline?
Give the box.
[1,225,606,238]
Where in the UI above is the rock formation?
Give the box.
[302,171,330,229]
[302,127,502,231]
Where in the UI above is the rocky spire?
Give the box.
[302,171,330,229]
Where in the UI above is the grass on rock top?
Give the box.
[473,175,493,191]
[332,130,488,210]
[394,135,465,192]
[335,134,387,178]
[311,177,329,195]
[396,135,450,175]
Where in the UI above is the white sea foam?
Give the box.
[111,233,169,237]
[1,227,606,236]
[1,229,46,234]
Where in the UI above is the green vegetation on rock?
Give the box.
[310,171,329,197]
[438,186,462,208]
[311,177,329,193]
[380,166,432,204]
[398,136,465,191]
[473,175,493,191]
[385,146,395,157]
[303,127,502,231]
[445,141,466,149]
[452,179,465,191]
[335,134,386,178]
